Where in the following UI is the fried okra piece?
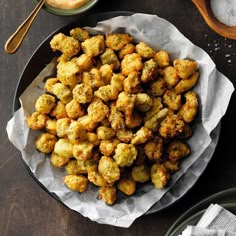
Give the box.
[57,61,81,88]
[50,151,70,168]
[117,177,136,195]
[118,43,136,59]
[110,73,125,92]
[163,160,179,173]
[98,186,117,205]
[72,54,93,72]
[99,138,120,156]
[65,99,85,119]
[94,85,119,102]
[97,126,116,140]
[131,164,150,183]
[72,83,93,104]
[135,93,153,112]
[64,174,88,193]
[178,91,198,123]
[35,133,57,154]
[100,48,120,70]
[116,92,136,113]
[67,121,87,142]
[123,71,142,94]
[167,140,190,162]
[151,164,170,189]
[50,83,73,104]
[70,27,89,42]
[50,33,80,57]
[175,71,199,94]
[35,94,56,114]
[131,127,152,145]
[141,59,158,83]
[144,97,164,122]
[65,159,87,175]
[56,118,71,138]
[150,78,167,97]
[81,35,105,57]
[159,114,185,139]
[26,111,47,130]
[98,156,120,184]
[99,64,114,85]
[163,89,182,111]
[87,132,100,146]
[135,42,155,59]
[45,118,57,135]
[77,115,98,132]
[54,138,73,158]
[144,108,169,132]
[82,69,105,90]
[108,103,125,130]
[154,50,170,67]
[116,129,133,143]
[50,101,68,119]
[87,98,109,123]
[125,110,143,129]
[144,136,163,161]
[173,59,198,79]
[121,53,143,76]
[88,169,111,187]
[162,66,179,88]
[105,33,132,51]
[114,143,137,167]
[44,78,59,94]
[73,141,94,161]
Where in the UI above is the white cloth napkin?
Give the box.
[180,204,236,236]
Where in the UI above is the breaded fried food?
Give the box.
[97,126,116,140]
[81,35,105,57]
[135,42,155,59]
[117,177,136,195]
[131,164,150,183]
[159,114,185,139]
[50,33,80,57]
[50,101,68,119]
[64,174,88,193]
[114,143,137,167]
[135,93,153,112]
[26,111,47,130]
[100,48,120,70]
[51,83,73,104]
[163,89,182,111]
[72,83,93,104]
[154,50,170,67]
[88,169,111,187]
[98,186,117,205]
[162,66,179,88]
[173,59,198,79]
[123,71,142,94]
[151,163,170,189]
[150,77,167,97]
[50,151,70,168]
[70,27,90,42]
[144,136,163,161]
[56,117,71,138]
[118,43,135,59]
[167,140,190,162]
[178,91,198,123]
[35,94,56,114]
[73,141,94,161]
[131,127,152,145]
[65,99,85,119]
[72,54,93,72]
[98,156,120,184]
[121,53,143,76]
[116,129,133,143]
[141,59,158,83]
[99,138,120,156]
[35,133,57,154]
[105,33,132,51]
[54,138,73,158]
[65,159,87,175]
[45,118,57,135]
[67,121,87,142]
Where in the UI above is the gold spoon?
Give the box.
[192,0,236,40]
[5,0,46,54]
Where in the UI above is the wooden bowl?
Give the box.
[192,0,236,40]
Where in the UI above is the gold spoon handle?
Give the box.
[5,0,46,54]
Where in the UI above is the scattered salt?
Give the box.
[225,54,231,57]
[210,0,236,26]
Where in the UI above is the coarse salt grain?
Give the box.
[210,0,236,26]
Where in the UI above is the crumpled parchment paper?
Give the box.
[6,13,234,227]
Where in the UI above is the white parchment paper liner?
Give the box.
[6,13,234,227]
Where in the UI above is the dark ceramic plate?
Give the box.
[13,11,221,215]
[165,188,236,236]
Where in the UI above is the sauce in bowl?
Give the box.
[46,0,90,9]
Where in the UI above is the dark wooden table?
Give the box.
[1,0,236,235]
